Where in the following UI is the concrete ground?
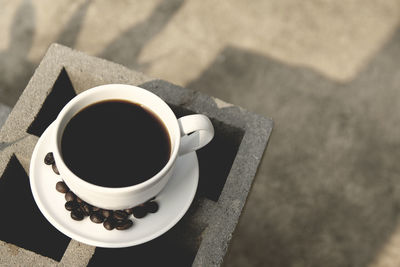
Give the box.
[1,0,400,266]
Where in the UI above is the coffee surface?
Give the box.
[61,100,171,187]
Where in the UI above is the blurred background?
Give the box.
[2,0,400,266]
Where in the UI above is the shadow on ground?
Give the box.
[0,0,184,106]
[0,0,36,106]
[187,28,400,267]
[98,0,185,70]
[0,0,90,106]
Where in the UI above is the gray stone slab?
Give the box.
[0,43,273,266]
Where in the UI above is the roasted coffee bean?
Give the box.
[132,206,147,218]
[44,152,55,165]
[124,208,133,215]
[56,181,69,193]
[101,209,112,218]
[103,218,115,230]
[116,219,133,230]
[65,201,78,211]
[52,164,60,175]
[76,197,83,203]
[65,191,76,202]
[71,209,84,221]
[80,203,92,216]
[90,212,105,224]
[146,201,159,213]
[113,210,128,220]
[92,206,101,212]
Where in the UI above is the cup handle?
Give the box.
[178,114,214,156]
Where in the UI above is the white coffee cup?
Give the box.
[50,84,214,210]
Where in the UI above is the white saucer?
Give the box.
[29,122,199,248]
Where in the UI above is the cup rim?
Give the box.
[52,84,180,193]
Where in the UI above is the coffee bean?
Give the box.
[76,197,83,203]
[52,164,60,175]
[56,181,69,193]
[124,208,133,215]
[103,218,115,230]
[71,209,84,221]
[90,212,105,224]
[65,191,76,202]
[116,219,133,230]
[113,210,128,220]
[132,206,147,218]
[65,201,77,211]
[146,201,159,213]
[80,203,92,216]
[44,152,55,165]
[101,209,112,218]
[92,206,101,212]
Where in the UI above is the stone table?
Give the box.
[0,44,273,266]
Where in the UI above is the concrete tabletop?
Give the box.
[0,44,272,266]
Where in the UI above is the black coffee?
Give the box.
[61,100,171,187]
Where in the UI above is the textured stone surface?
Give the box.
[0,44,272,266]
